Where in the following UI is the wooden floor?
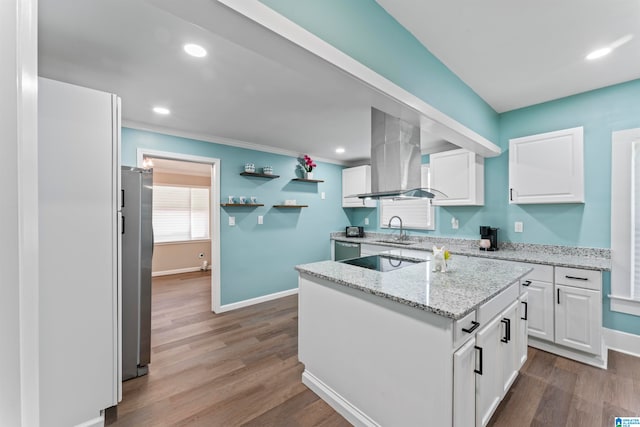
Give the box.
[110,271,350,427]
[110,272,640,427]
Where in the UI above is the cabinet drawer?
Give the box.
[477,282,519,326]
[360,243,391,256]
[511,262,553,282]
[555,267,601,291]
[453,310,478,349]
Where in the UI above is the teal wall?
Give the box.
[259,0,499,143]
[349,80,640,249]
[122,128,349,305]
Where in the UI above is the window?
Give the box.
[153,185,210,243]
[379,165,435,230]
[611,128,640,315]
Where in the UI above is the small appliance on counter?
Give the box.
[345,226,365,238]
[479,226,499,251]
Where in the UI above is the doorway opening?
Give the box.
[136,148,222,312]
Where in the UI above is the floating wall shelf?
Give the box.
[221,203,264,207]
[292,178,324,183]
[273,204,308,208]
[240,171,280,179]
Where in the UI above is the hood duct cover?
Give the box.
[357,108,444,200]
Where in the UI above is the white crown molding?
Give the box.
[122,120,348,166]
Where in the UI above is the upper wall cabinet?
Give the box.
[509,127,584,204]
[342,165,376,208]
[431,149,484,206]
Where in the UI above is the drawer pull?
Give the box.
[462,321,480,334]
[501,318,511,343]
[565,275,588,281]
[521,301,528,320]
[522,280,531,287]
[474,346,483,375]
[557,288,560,304]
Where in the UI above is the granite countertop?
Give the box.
[332,232,611,271]
[296,256,532,320]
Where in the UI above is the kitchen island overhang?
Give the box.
[296,256,532,427]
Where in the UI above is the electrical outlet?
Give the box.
[451,217,459,229]
[515,221,523,233]
[257,215,263,225]
[229,216,235,226]
[321,192,326,200]
[364,218,369,225]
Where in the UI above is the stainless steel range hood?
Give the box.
[356,108,445,200]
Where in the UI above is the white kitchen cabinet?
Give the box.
[508,126,584,204]
[453,338,477,427]
[522,279,554,342]
[431,149,484,206]
[475,313,503,427]
[555,284,602,355]
[518,292,529,368]
[501,301,519,395]
[342,165,376,208]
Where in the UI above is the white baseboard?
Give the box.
[302,370,379,427]
[528,337,608,369]
[74,416,104,427]
[215,288,298,313]
[604,328,640,358]
[152,266,208,277]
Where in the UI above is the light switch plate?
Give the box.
[321,192,326,200]
[229,216,235,226]
[364,218,369,225]
[258,215,263,225]
[515,221,523,233]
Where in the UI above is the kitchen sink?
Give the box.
[374,240,415,246]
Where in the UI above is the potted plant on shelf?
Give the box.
[299,154,317,179]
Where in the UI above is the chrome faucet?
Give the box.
[388,215,406,241]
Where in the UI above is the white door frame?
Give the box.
[136,148,222,313]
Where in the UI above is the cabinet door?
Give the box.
[453,338,476,427]
[555,285,602,355]
[431,149,484,206]
[518,292,529,368]
[475,314,502,427]
[342,166,375,208]
[522,280,554,341]
[509,126,584,204]
[500,301,519,395]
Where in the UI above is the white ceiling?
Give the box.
[376,0,640,113]
[38,0,640,164]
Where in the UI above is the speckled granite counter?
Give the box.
[331,232,611,271]
[296,256,532,319]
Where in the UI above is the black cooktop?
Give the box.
[340,255,421,272]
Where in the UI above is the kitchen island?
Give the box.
[296,255,532,427]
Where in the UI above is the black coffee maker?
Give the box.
[479,226,499,251]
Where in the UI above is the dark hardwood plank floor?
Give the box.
[111,271,640,426]
[111,271,350,427]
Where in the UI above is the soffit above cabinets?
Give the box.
[39,0,501,164]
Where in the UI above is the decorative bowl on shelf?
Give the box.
[284,199,297,206]
[262,166,273,174]
[244,163,255,173]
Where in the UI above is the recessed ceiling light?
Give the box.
[335,147,346,154]
[183,43,207,58]
[586,47,612,60]
[153,106,170,115]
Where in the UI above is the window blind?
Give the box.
[153,185,210,243]
[379,164,434,230]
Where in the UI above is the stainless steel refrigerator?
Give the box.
[121,166,154,381]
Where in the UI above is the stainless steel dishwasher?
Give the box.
[334,241,361,261]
